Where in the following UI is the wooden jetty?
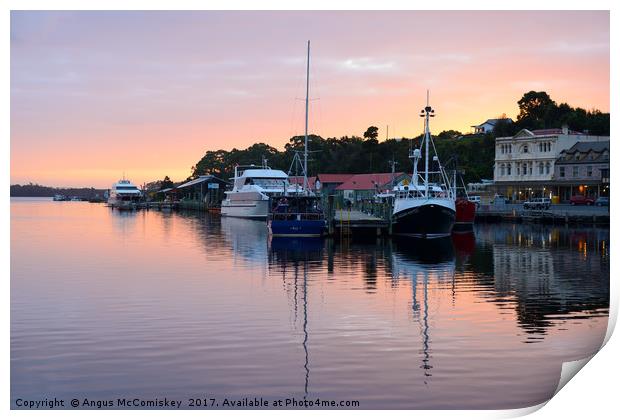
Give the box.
[331,209,390,237]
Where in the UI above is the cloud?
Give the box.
[339,57,397,73]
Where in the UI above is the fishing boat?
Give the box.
[268,41,327,237]
[107,179,142,210]
[391,95,456,238]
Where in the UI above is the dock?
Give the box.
[332,209,390,236]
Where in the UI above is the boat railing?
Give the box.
[271,212,324,221]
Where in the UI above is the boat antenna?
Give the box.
[303,40,310,192]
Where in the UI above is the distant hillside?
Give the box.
[10,183,107,198]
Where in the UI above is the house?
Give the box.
[335,172,409,202]
[493,125,609,202]
[471,118,514,134]
[553,141,610,201]
[315,174,356,195]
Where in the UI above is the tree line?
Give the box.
[165,91,607,187]
[10,183,106,198]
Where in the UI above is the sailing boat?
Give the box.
[391,95,456,238]
[268,41,326,237]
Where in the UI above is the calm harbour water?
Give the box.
[11,198,609,409]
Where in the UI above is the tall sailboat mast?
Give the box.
[424,91,430,196]
[304,40,310,192]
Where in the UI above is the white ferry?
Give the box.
[107,179,142,210]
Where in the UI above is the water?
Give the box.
[11,198,609,409]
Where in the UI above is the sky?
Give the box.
[10,10,609,188]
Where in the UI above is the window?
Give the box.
[572,166,579,177]
[517,165,520,175]
[560,167,565,177]
[522,163,527,175]
[523,145,528,153]
[545,162,550,174]
[529,163,532,175]
[587,166,593,177]
[507,164,511,176]
[539,143,543,153]
[539,162,544,174]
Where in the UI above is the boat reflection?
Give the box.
[268,237,326,398]
[391,237,456,382]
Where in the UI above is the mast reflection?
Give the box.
[391,237,456,382]
[269,237,325,398]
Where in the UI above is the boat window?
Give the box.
[252,178,285,188]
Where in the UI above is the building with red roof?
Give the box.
[335,172,409,202]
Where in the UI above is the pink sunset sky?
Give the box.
[10,10,609,188]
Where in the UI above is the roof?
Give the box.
[316,173,355,184]
[336,172,406,191]
[176,175,227,190]
[288,176,317,188]
[557,141,610,164]
[531,128,583,135]
[472,118,513,128]
[238,168,288,179]
[498,127,585,140]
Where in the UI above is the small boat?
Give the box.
[454,198,477,232]
[53,194,67,201]
[391,94,456,238]
[267,41,327,238]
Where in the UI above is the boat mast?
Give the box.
[420,90,434,197]
[303,40,310,192]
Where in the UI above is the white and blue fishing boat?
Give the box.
[268,41,326,238]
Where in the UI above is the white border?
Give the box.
[3,2,616,420]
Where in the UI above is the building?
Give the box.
[335,172,409,202]
[315,174,356,195]
[553,141,610,201]
[471,117,513,134]
[173,175,229,206]
[493,126,609,202]
[288,176,318,191]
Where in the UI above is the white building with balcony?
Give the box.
[493,126,609,202]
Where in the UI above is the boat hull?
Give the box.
[221,199,270,219]
[268,219,326,237]
[454,199,476,232]
[392,203,456,238]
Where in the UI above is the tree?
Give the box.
[437,130,462,140]
[363,126,379,141]
[160,176,174,189]
[516,91,556,129]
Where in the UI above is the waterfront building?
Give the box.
[553,141,610,201]
[172,175,229,207]
[316,174,355,194]
[471,117,513,134]
[335,172,409,203]
[493,126,609,202]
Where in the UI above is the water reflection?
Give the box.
[269,238,325,397]
[11,199,610,409]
